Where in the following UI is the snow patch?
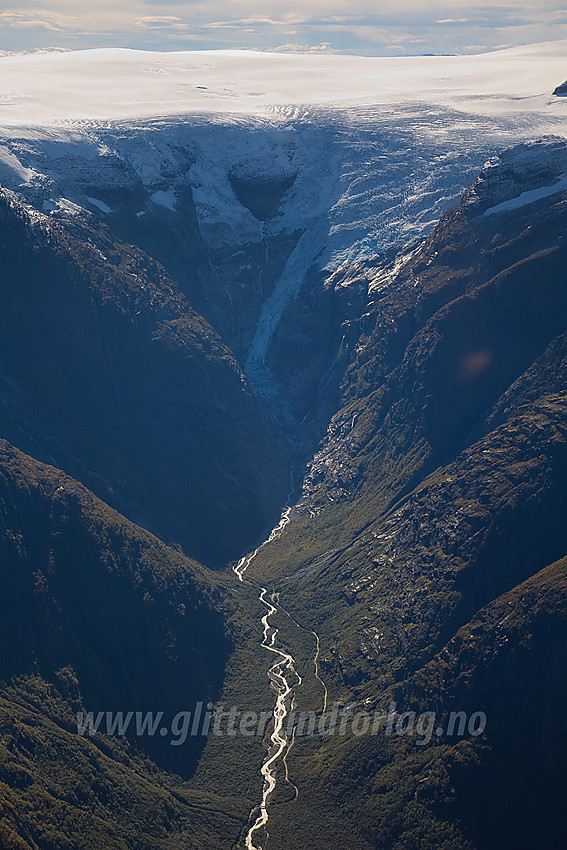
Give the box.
[86,196,113,214]
[0,146,35,186]
[483,173,567,216]
[44,197,83,216]
[151,189,176,211]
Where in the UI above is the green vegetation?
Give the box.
[2,153,567,848]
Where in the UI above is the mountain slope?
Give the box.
[0,437,247,848]
[242,139,567,848]
[274,556,567,850]
[0,190,287,567]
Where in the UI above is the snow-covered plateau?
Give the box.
[0,43,566,382]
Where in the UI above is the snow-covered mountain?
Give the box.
[1,43,566,398]
[2,45,566,251]
[1,42,566,122]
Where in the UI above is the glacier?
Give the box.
[0,43,566,397]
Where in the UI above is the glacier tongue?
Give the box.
[245,220,331,375]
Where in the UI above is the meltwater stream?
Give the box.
[233,505,309,850]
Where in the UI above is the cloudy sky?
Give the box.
[1,1,566,56]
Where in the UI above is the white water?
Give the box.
[233,505,292,581]
[312,630,328,716]
[243,587,301,849]
[234,502,322,850]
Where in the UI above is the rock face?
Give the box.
[553,79,567,95]
[462,136,567,211]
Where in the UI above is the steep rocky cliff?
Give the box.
[0,190,288,568]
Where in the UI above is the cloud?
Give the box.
[201,18,285,29]
[137,15,181,22]
[0,9,77,32]
[0,45,71,55]
[136,15,188,28]
[0,1,566,56]
[11,19,63,30]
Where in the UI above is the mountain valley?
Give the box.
[0,43,567,850]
